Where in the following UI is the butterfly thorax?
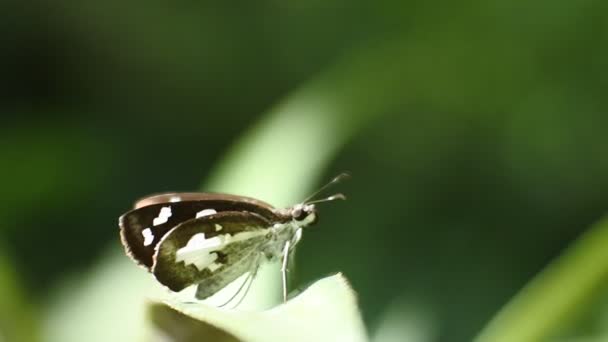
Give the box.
[262,204,317,261]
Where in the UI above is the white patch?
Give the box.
[142,228,154,246]
[208,262,222,272]
[196,208,217,218]
[153,206,172,226]
[215,224,223,231]
[175,230,267,271]
[169,196,181,202]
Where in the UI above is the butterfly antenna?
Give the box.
[305,193,347,205]
[302,172,350,204]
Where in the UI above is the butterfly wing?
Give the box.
[194,252,260,300]
[152,211,271,294]
[133,192,276,210]
[119,193,279,269]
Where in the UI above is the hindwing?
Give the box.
[151,211,271,292]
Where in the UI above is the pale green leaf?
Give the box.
[150,274,367,342]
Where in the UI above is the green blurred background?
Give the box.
[2,0,608,341]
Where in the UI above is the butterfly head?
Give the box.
[279,173,350,227]
[290,203,318,227]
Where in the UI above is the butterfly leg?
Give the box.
[281,240,291,302]
[229,254,262,309]
[217,271,253,308]
[290,227,303,250]
[218,252,261,308]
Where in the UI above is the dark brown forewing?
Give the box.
[133,192,276,210]
[119,194,281,269]
[152,211,270,292]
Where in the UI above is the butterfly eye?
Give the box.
[293,208,307,221]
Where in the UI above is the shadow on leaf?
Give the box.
[148,303,241,342]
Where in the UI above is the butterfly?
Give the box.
[118,173,348,304]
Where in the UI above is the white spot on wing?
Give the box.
[215,224,223,231]
[153,206,172,226]
[208,262,222,272]
[175,230,268,271]
[196,208,217,218]
[142,228,154,246]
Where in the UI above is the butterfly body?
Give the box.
[119,192,317,300]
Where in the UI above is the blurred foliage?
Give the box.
[475,216,608,342]
[40,32,383,339]
[2,0,608,341]
[0,247,38,342]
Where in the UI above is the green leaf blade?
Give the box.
[154,274,367,342]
